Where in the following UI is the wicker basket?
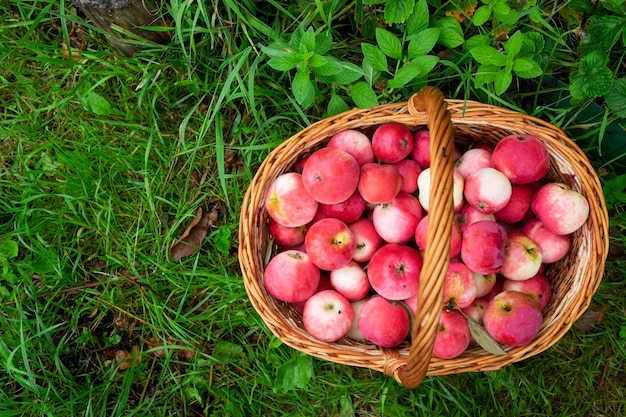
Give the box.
[238,87,609,388]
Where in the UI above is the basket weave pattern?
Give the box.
[239,87,609,388]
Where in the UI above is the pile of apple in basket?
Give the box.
[263,123,589,359]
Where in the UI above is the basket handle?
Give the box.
[395,86,455,388]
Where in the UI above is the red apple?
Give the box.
[301,147,360,204]
[292,272,332,313]
[461,220,508,275]
[432,309,470,359]
[502,272,552,310]
[348,217,383,263]
[444,262,477,309]
[327,129,374,166]
[371,122,413,163]
[264,250,320,303]
[318,190,366,224]
[346,298,370,340]
[483,290,543,346]
[491,134,550,184]
[494,184,534,224]
[357,163,402,204]
[455,203,496,233]
[417,168,465,212]
[305,218,356,271]
[303,290,354,342]
[410,129,431,168]
[464,167,512,214]
[414,214,462,258]
[268,217,308,247]
[358,296,410,348]
[522,218,571,263]
[330,260,371,301]
[473,272,497,298]
[462,297,489,324]
[500,233,543,281]
[531,183,590,235]
[265,172,318,227]
[394,159,421,194]
[455,147,492,179]
[367,244,423,300]
[373,193,423,244]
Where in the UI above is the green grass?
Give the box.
[1,0,625,416]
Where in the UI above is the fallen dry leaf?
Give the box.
[169,207,217,261]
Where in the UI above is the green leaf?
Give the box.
[603,174,626,208]
[260,43,290,59]
[433,17,465,48]
[494,68,512,95]
[493,0,511,19]
[313,58,343,76]
[570,51,614,100]
[504,31,523,56]
[376,28,403,60]
[383,0,416,24]
[327,93,350,116]
[267,52,301,71]
[407,28,440,58]
[350,82,379,108]
[274,354,313,394]
[474,64,500,87]
[473,5,492,26]
[212,341,243,365]
[407,0,429,34]
[465,34,492,50]
[332,61,365,85]
[470,46,506,66]
[605,78,626,118]
[82,92,114,116]
[361,58,378,87]
[513,58,542,78]
[292,68,316,108]
[387,55,439,88]
[467,315,507,355]
[308,53,327,68]
[362,43,389,72]
[519,32,545,59]
[214,225,231,255]
[299,27,316,54]
[0,241,18,260]
[314,30,332,55]
[583,15,626,53]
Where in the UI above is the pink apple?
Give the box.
[264,250,320,303]
[268,217,308,248]
[500,233,543,281]
[473,272,497,298]
[432,309,470,359]
[461,220,508,275]
[301,147,360,204]
[455,147,492,179]
[464,167,512,214]
[455,203,496,233]
[414,214,462,258]
[305,218,356,271]
[357,163,402,204]
[371,122,413,163]
[494,184,534,224]
[327,129,375,166]
[483,275,504,301]
[443,262,477,309]
[318,190,366,224]
[358,296,410,348]
[403,292,418,317]
[293,155,310,174]
[522,218,571,263]
[373,193,423,244]
[483,290,543,346]
[417,168,465,212]
[346,298,370,340]
[292,272,333,313]
[330,260,371,301]
[348,218,383,263]
[410,129,431,168]
[491,134,550,184]
[265,172,318,227]
[367,244,423,300]
[394,159,422,193]
[502,272,552,310]
[462,297,489,324]
[303,290,354,342]
[531,182,590,235]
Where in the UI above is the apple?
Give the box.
[318,190,366,224]
[305,218,356,271]
[432,309,470,359]
[346,298,370,340]
[373,193,423,244]
[414,214,462,258]
[531,182,590,235]
[269,217,308,248]
[303,290,354,342]
[394,159,421,194]
[301,147,360,204]
[358,296,410,348]
[348,218,383,263]
[522,218,571,263]
[494,184,534,224]
[403,292,418,316]
[263,250,320,303]
[462,297,489,324]
[265,172,318,227]
[292,272,333,313]
[473,272,497,298]
[367,244,423,300]
[357,162,403,204]
[410,129,431,168]
[464,167,512,214]
[455,147,492,179]
[483,274,505,301]
[330,260,371,301]
[417,168,465,212]
[461,220,508,275]
[502,272,552,310]
[371,122,414,163]
[483,290,543,346]
[443,261,477,309]
[500,233,543,281]
[455,203,496,233]
[491,134,550,184]
[327,129,374,166]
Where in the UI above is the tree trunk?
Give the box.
[72,0,171,56]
